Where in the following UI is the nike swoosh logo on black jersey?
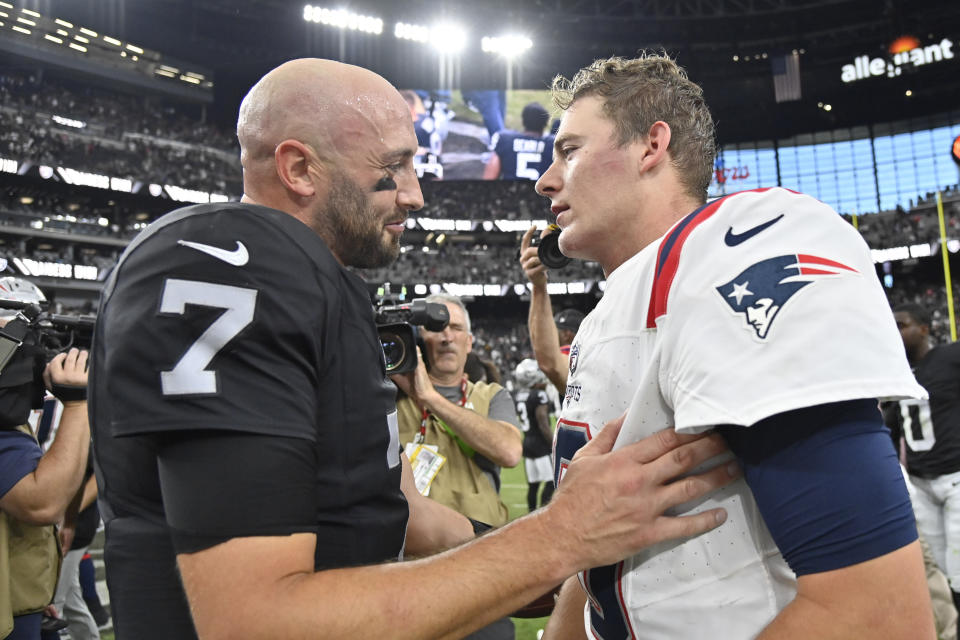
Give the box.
[724,214,785,246]
[177,240,249,266]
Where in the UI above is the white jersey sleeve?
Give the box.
[655,187,924,431]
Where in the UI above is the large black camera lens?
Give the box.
[380,331,407,373]
[537,228,571,269]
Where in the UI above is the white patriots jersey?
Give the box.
[556,187,924,639]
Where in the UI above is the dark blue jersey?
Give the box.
[490,130,554,181]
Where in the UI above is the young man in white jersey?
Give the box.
[535,53,934,639]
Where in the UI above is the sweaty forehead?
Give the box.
[330,91,412,154]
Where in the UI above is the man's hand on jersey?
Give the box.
[519,226,549,288]
[43,348,89,405]
[545,416,740,572]
[389,347,439,410]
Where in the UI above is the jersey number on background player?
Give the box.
[900,398,936,452]
[516,152,543,180]
[158,278,258,396]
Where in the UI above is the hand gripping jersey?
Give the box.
[90,203,407,638]
[556,187,923,639]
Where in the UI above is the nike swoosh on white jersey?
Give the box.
[176,240,249,266]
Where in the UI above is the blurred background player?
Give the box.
[887,303,960,628]
[513,359,555,513]
[484,102,555,181]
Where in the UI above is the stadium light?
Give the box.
[303,5,383,35]
[395,20,466,53]
[429,23,466,54]
[481,34,532,59]
[395,21,429,42]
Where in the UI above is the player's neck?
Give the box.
[599,199,697,277]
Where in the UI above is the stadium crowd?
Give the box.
[355,243,603,285]
[0,72,240,193]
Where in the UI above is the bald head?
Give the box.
[237,58,409,187]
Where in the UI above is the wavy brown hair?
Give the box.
[551,53,716,202]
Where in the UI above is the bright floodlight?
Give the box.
[303,5,383,35]
[429,23,466,54]
[395,21,429,42]
[481,34,532,58]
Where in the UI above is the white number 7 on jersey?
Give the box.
[159,278,258,396]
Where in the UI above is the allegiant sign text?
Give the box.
[841,38,954,83]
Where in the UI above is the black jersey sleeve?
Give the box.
[156,430,319,553]
[97,204,340,442]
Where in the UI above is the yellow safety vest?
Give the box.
[397,380,510,526]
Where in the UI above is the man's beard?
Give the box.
[318,172,402,269]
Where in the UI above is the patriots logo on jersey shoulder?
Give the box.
[716,254,858,339]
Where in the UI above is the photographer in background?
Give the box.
[0,278,90,640]
[392,293,523,640]
[518,227,584,395]
[392,294,522,527]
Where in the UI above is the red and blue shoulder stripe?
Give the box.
[645,189,774,328]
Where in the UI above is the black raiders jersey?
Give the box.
[891,342,960,476]
[91,202,408,568]
[517,388,553,459]
[490,130,555,181]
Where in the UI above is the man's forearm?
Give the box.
[79,473,98,511]
[178,423,740,640]
[10,402,89,524]
[758,541,934,639]
[528,282,567,392]
[400,452,474,556]
[180,510,575,640]
[542,576,588,640]
[422,392,522,467]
